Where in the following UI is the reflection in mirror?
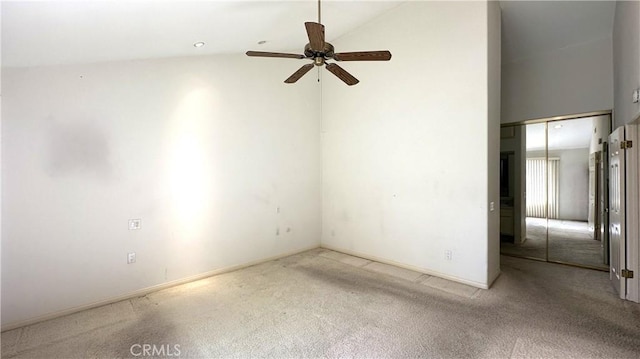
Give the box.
[546,116,610,269]
[500,123,547,260]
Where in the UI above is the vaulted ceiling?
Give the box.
[1,1,618,68]
[1,1,403,67]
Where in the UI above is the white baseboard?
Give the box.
[320,244,490,289]
[1,245,320,332]
[3,244,492,332]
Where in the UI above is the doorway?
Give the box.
[499,112,612,270]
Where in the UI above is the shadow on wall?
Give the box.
[46,117,112,179]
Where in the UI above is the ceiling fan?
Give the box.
[245,0,392,86]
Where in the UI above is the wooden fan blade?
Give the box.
[325,63,359,86]
[285,64,315,84]
[305,22,325,52]
[246,51,305,59]
[333,51,392,61]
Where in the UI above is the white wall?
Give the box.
[487,0,501,286]
[613,0,640,128]
[554,148,589,222]
[321,1,494,288]
[1,54,321,326]
[502,36,613,124]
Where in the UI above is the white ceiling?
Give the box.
[1,0,404,67]
[499,0,616,64]
[525,116,598,151]
[2,1,618,68]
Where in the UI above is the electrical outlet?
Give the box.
[489,201,495,211]
[128,219,141,230]
[633,88,640,104]
[445,250,452,261]
[127,252,136,264]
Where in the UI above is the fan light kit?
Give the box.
[245,0,391,86]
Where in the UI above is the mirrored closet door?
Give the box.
[499,113,611,270]
[500,122,548,261]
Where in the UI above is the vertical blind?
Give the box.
[526,158,560,219]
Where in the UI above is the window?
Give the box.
[526,158,559,219]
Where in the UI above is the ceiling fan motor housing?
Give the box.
[304,42,335,60]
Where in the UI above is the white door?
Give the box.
[609,127,626,298]
[623,125,639,302]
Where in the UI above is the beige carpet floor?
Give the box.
[2,248,639,358]
[501,217,607,269]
